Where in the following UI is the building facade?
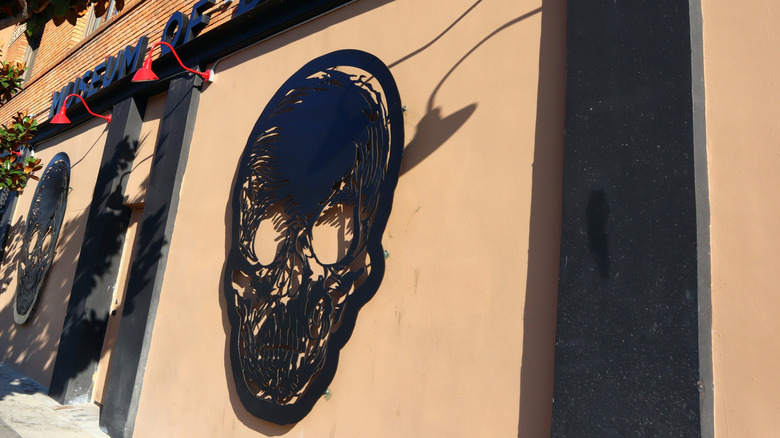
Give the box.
[0,0,776,437]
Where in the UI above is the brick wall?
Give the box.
[0,0,239,122]
[4,24,30,66]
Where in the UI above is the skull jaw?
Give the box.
[236,280,334,406]
[225,251,384,424]
[228,322,343,425]
[242,344,327,405]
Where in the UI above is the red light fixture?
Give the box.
[132,41,214,83]
[50,94,112,125]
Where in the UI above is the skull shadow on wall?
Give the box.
[224,50,404,424]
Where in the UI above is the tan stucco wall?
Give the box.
[0,117,108,387]
[133,0,565,436]
[123,92,165,207]
[702,1,780,436]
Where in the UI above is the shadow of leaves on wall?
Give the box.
[0,202,90,388]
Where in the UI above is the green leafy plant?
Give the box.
[0,111,41,191]
[0,52,41,191]
[0,59,25,103]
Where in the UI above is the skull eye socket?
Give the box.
[21,224,40,272]
[311,203,355,265]
[252,202,289,266]
[26,224,39,252]
[40,226,53,255]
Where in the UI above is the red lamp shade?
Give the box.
[50,94,112,125]
[132,41,213,83]
[131,56,159,82]
[50,104,71,124]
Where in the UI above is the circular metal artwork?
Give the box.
[224,50,404,424]
[14,153,70,325]
[0,188,10,210]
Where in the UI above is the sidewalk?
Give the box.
[0,364,108,438]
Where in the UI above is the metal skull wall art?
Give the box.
[14,153,70,325]
[224,50,403,424]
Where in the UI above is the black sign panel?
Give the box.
[224,50,403,424]
[551,0,702,435]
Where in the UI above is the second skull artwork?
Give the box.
[224,50,404,424]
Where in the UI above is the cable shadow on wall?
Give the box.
[382,4,557,434]
[393,4,542,176]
